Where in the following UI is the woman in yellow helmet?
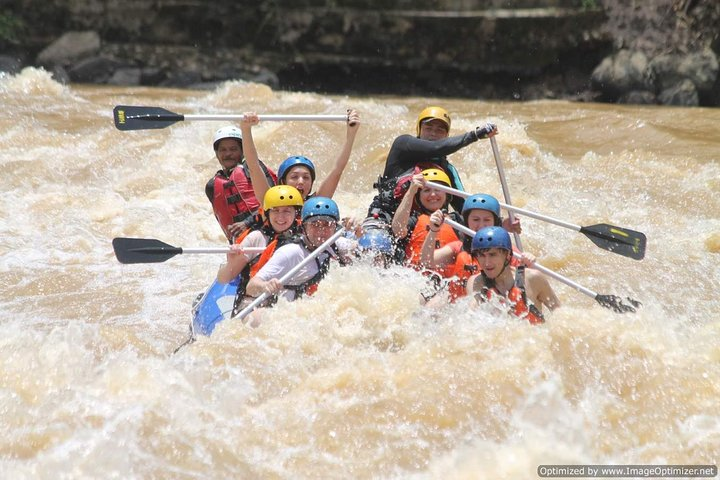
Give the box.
[216,185,305,318]
[365,106,497,225]
[391,168,460,270]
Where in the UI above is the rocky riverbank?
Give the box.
[1,0,718,106]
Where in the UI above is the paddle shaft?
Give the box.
[428,183,583,232]
[444,218,598,299]
[180,247,264,255]
[490,137,524,251]
[182,114,348,122]
[232,228,347,321]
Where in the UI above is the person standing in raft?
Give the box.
[238,110,361,202]
[205,126,277,243]
[365,106,498,226]
[466,226,560,323]
[244,197,356,308]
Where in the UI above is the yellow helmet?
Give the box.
[416,106,451,136]
[421,168,452,187]
[263,185,304,211]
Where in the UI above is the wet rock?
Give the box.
[36,31,101,67]
[108,67,142,86]
[0,55,23,74]
[591,50,649,98]
[67,56,124,83]
[658,79,699,106]
[619,90,657,105]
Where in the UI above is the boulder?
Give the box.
[591,49,649,97]
[107,67,142,86]
[36,31,101,67]
[658,79,699,106]
[0,55,23,74]
[67,56,123,83]
[619,90,657,105]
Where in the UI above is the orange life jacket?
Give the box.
[404,214,459,274]
[447,249,480,302]
[476,268,545,325]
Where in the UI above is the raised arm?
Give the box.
[391,174,424,238]
[316,109,360,198]
[239,112,271,203]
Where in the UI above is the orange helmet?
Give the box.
[416,106,451,136]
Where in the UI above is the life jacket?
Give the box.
[230,220,300,317]
[476,267,545,325]
[281,234,349,299]
[404,214,459,273]
[391,162,446,203]
[211,162,277,241]
[447,249,480,302]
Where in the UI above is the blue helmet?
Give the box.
[462,194,501,221]
[278,156,316,183]
[471,226,512,253]
[301,197,339,222]
[358,228,395,255]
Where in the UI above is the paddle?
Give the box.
[113,105,348,131]
[490,136,524,252]
[444,218,640,313]
[112,237,264,264]
[231,228,347,322]
[427,183,646,261]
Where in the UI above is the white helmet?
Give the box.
[213,126,243,150]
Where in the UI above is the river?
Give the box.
[1,67,719,479]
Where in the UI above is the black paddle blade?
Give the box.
[580,223,647,260]
[113,105,184,131]
[112,237,182,264]
[595,294,642,314]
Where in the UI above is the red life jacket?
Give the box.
[392,162,446,203]
[404,214,459,274]
[211,163,277,241]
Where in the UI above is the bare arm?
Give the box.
[316,109,360,198]
[239,112,271,203]
[419,209,455,269]
[391,174,424,238]
[526,269,560,312]
[217,246,251,284]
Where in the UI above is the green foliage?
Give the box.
[0,11,24,44]
[580,0,599,10]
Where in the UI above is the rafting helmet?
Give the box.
[213,126,243,150]
[421,168,452,187]
[416,106,451,136]
[278,156,316,183]
[263,185,304,211]
[358,228,394,255]
[462,194,501,225]
[471,226,512,253]
[301,197,340,222]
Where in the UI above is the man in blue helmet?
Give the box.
[419,193,522,303]
[205,125,278,242]
[466,226,559,322]
[245,197,357,303]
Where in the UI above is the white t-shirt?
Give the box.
[239,229,270,262]
[254,237,355,301]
